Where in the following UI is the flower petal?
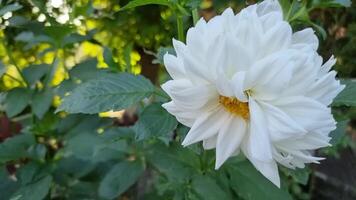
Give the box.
[245,98,273,162]
[182,106,228,146]
[203,135,217,150]
[292,28,319,50]
[259,101,307,141]
[163,53,185,79]
[215,116,247,169]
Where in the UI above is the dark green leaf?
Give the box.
[0,3,22,16]
[58,73,155,114]
[147,143,196,182]
[0,167,20,200]
[10,175,52,200]
[333,79,356,106]
[98,160,144,199]
[134,103,177,140]
[0,61,5,77]
[31,89,53,119]
[228,161,293,200]
[0,134,36,163]
[312,0,351,8]
[121,0,173,10]
[23,64,50,86]
[192,175,229,200]
[330,120,349,145]
[103,47,119,70]
[4,88,32,118]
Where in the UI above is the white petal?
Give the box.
[306,71,345,105]
[256,0,282,17]
[163,54,185,79]
[292,28,319,50]
[272,96,335,132]
[245,98,273,162]
[244,51,294,97]
[182,106,228,146]
[246,154,281,187]
[319,55,336,75]
[231,72,248,102]
[259,102,307,141]
[161,80,218,110]
[215,116,247,169]
[203,135,217,150]
[162,101,197,127]
[261,21,292,57]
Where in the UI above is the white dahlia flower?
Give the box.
[161,0,344,187]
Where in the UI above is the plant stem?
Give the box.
[192,8,199,25]
[176,15,184,42]
[2,41,28,87]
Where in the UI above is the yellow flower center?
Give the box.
[219,96,249,120]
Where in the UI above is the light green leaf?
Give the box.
[134,103,177,140]
[58,73,154,114]
[4,88,32,117]
[121,0,173,10]
[31,89,53,119]
[10,175,52,200]
[0,134,36,163]
[228,161,293,200]
[333,80,356,106]
[0,3,23,16]
[98,160,144,199]
[192,175,229,200]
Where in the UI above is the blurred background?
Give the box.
[0,0,355,200]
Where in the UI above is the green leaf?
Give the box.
[333,79,356,106]
[23,64,50,86]
[0,3,23,16]
[4,88,32,118]
[152,46,175,65]
[0,61,5,77]
[281,167,310,185]
[103,47,119,70]
[228,161,293,200]
[192,175,229,200]
[121,0,173,10]
[0,134,36,163]
[147,143,196,182]
[58,73,155,114]
[98,160,144,199]
[10,175,52,200]
[134,103,177,140]
[330,120,349,145]
[31,89,53,119]
[0,167,20,200]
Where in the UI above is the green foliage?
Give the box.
[333,80,356,106]
[99,160,145,199]
[228,161,293,200]
[0,134,35,163]
[58,73,155,114]
[4,88,32,117]
[0,2,22,17]
[134,103,178,140]
[122,0,173,10]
